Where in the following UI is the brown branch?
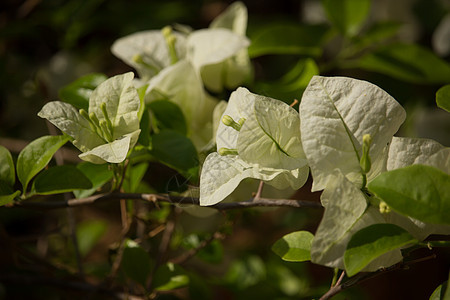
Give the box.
[13,192,323,210]
[319,254,437,300]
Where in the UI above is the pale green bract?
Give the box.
[300,75,450,271]
[38,72,141,164]
[111,2,251,92]
[111,31,187,82]
[300,76,406,192]
[200,87,309,206]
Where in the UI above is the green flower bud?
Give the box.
[161,26,178,64]
[218,147,238,156]
[360,133,372,174]
[379,201,391,214]
[222,115,242,131]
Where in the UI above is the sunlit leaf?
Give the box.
[17,135,70,193]
[272,231,313,262]
[368,164,450,225]
[436,84,450,112]
[344,224,418,277]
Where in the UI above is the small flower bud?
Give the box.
[79,109,90,121]
[218,147,238,156]
[379,201,391,214]
[222,115,242,131]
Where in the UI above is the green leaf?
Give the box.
[358,44,450,84]
[322,0,371,37]
[254,58,319,103]
[59,73,107,111]
[121,239,152,287]
[73,162,113,198]
[248,24,329,58]
[148,100,187,135]
[0,145,15,186]
[430,280,449,300]
[272,231,313,262]
[122,162,148,193]
[0,181,20,206]
[17,135,70,193]
[436,85,450,112]
[138,109,151,147]
[344,224,418,277]
[150,129,199,180]
[32,165,93,195]
[76,220,107,257]
[368,164,450,225]
[153,262,189,291]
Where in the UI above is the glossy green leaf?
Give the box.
[430,280,449,300]
[248,24,329,58]
[272,231,313,262]
[150,129,199,180]
[0,145,15,186]
[121,239,152,287]
[322,0,371,37]
[358,44,450,84]
[17,135,70,193]
[59,73,107,111]
[32,165,92,195]
[436,85,450,112]
[344,224,418,277]
[73,162,113,198]
[153,262,189,291]
[76,220,107,257]
[148,100,187,135]
[368,164,450,225]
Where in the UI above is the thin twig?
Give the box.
[13,192,323,210]
[147,207,179,292]
[319,254,437,300]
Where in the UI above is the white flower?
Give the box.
[38,72,141,164]
[200,88,309,206]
